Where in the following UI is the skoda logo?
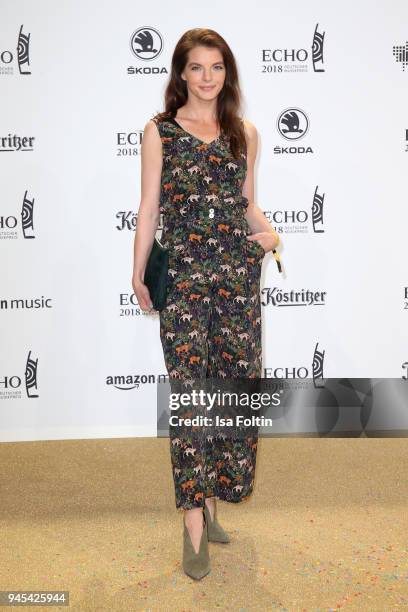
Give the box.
[277,108,309,141]
[130,26,163,61]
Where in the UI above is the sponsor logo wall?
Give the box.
[1,1,407,441]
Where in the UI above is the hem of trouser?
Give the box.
[175,492,253,510]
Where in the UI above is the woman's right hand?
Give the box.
[132,277,154,312]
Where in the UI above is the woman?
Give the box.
[132,28,280,580]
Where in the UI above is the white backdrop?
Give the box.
[1,0,407,441]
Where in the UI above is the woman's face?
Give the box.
[181,45,226,102]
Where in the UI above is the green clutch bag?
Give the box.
[144,236,169,311]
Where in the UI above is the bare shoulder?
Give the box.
[143,118,161,138]
[242,118,258,143]
[141,118,162,157]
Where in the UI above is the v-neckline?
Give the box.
[170,116,221,146]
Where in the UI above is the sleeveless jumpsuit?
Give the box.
[152,115,265,510]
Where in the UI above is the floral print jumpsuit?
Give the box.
[152,115,265,510]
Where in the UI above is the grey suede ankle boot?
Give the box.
[182,510,210,580]
[204,499,231,543]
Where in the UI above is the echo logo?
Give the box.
[264,342,325,388]
[262,23,325,74]
[264,185,325,234]
[0,350,39,399]
[116,131,143,156]
[0,25,31,76]
[0,190,36,239]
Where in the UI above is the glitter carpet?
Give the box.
[1,437,407,611]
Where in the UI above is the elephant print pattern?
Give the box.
[151,115,264,509]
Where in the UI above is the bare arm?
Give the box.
[131,119,162,310]
[242,120,280,253]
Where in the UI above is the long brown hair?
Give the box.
[152,28,247,159]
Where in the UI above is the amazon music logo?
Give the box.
[0,190,36,239]
[0,296,53,310]
[116,130,143,157]
[392,41,408,71]
[264,342,326,388]
[0,350,39,400]
[261,288,327,308]
[263,185,326,235]
[127,26,168,75]
[106,372,161,391]
[261,23,325,74]
[0,25,31,76]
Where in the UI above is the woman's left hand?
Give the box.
[246,230,280,254]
